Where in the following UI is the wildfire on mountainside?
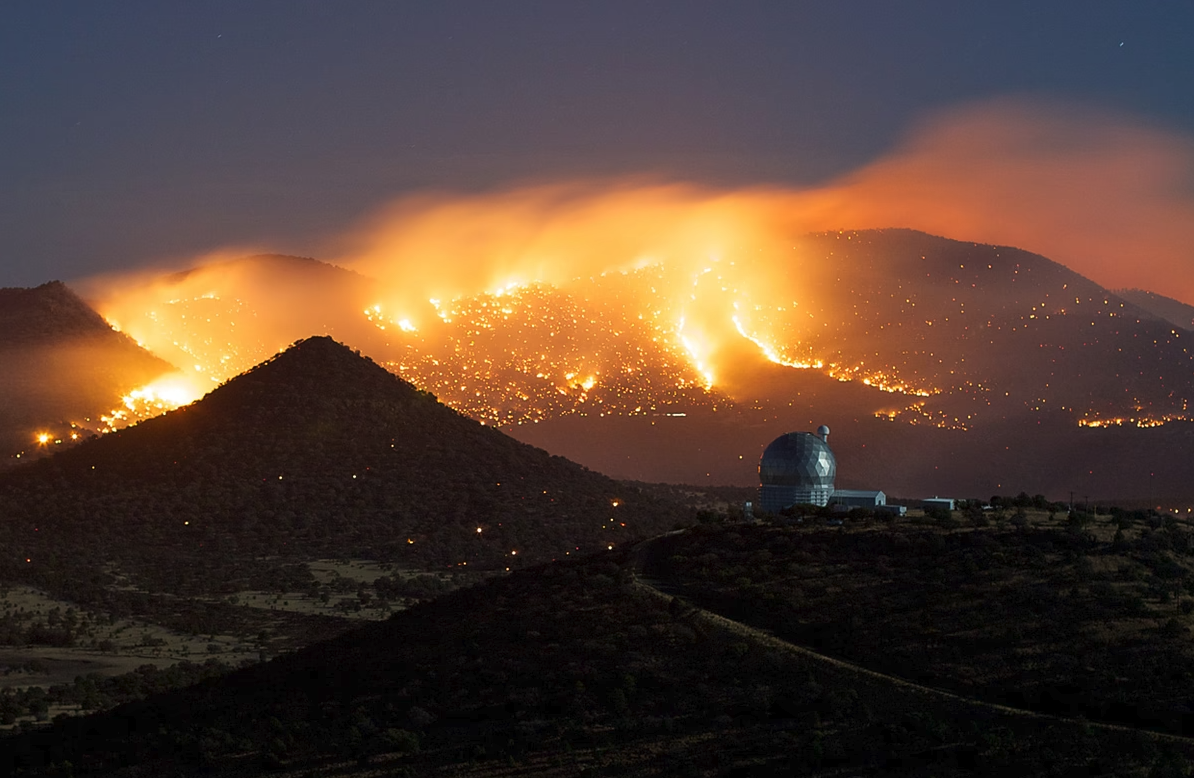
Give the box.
[370,278,719,426]
[1078,412,1192,429]
[63,169,1190,446]
[26,99,1194,450]
[98,373,205,432]
[95,259,959,431]
[80,228,1194,441]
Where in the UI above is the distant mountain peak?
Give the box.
[163,253,369,286]
[0,280,120,344]
[0,335,683,578]
[1113,288,1194,332]
[0,281,175,464]
[201,335,426,412]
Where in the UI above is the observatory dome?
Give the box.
[758,430,836,511]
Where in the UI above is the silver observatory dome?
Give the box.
[758,427,836,511]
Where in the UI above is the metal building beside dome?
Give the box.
[758,426,836,511]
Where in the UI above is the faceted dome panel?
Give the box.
[759,432,836,488]
[758,431,837,510]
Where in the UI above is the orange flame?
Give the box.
[74,97,1194,432]
[100,373,205,431]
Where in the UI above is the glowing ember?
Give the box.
[1078,414,1192,429]
[100,374,204,432]
[365,304,419,333]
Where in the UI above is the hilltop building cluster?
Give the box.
[758,426,920,515]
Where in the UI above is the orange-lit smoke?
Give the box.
[340,183,785,305]
[99,371,206,431]
[792,97,1194,304]
[85,248,386,390]
[334,181,803,379]
[336,97,1194,326]
[81,97,1194,409]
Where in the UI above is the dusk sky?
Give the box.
[3,2,1194,288]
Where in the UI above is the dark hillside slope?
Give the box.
[752,230,1194,426]
[1,281,122,344]
[0,282,173,461]
[648,516,1194,735]
[1116,288,1194,332]
[5,550,1186,777]
[517,231,1194,496]
[0,337,685,596]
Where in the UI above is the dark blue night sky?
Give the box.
[2,2,1193,286]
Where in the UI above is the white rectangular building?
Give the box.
[831,489,887,508]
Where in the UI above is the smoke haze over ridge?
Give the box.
[84,99,1192,302]
[78,98,1194,402]
[794,98,1194,305]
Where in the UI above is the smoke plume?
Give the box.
[794,97,1194,304]
[82,96,1194,394]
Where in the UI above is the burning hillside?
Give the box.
[0,282,174,462]
[79,229,1194,440]
[66,99,1194,454]
[10,98,1194,493]
[7,227,1194,497]
[377,276,717,426]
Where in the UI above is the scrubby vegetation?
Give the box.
[0,659,237,727]
[648,504,1194,737]
[0,338,689,648]
[4,334,1193,774]
[8,547,1194,776]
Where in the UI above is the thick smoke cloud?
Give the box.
[84,96,1194,393]
[794,98,1194,303]
[333,182,790,324]
[333,98,1194,308]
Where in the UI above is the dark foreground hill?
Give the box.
[0,282,173,463]
[649,509,1194,738]
[0,337,687,600]
[6,545,1193,777]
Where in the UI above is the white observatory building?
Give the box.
[758,425,837,511]
[758,425,893,514]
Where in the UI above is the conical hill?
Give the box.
[0,337,687,594]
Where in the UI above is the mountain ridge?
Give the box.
[8,230,1194,499]
[0,336,687,597]
[6,533,1190,776]
[0,281,118,344]
[1114,287,1194,332]
[0,281,174,464]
